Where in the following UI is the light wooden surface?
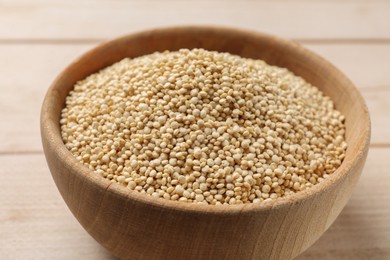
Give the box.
[0,0,389,259]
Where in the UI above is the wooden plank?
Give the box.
[0,44,91,153]
[0,148,388,259]
[0,0,389,40]
[0,154,115,259]
[0,43,388,153]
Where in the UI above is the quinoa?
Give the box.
[60,48,347,205]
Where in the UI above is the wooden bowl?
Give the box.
[41,26,370,260]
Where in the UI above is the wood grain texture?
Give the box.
[0,0,389,40]
[1,149,388,259]
[41,27,370,260]
[0,43,388,153]
[0,155,115,260]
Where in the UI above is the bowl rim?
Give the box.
[41,25,371,214]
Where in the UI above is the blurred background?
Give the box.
[0,0,389,259]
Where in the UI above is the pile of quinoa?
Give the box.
[60,48,347,205]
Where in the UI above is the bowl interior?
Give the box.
[45,26,370,210]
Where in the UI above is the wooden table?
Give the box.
[0,1,389,259]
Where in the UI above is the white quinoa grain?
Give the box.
[61,48,347,205]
